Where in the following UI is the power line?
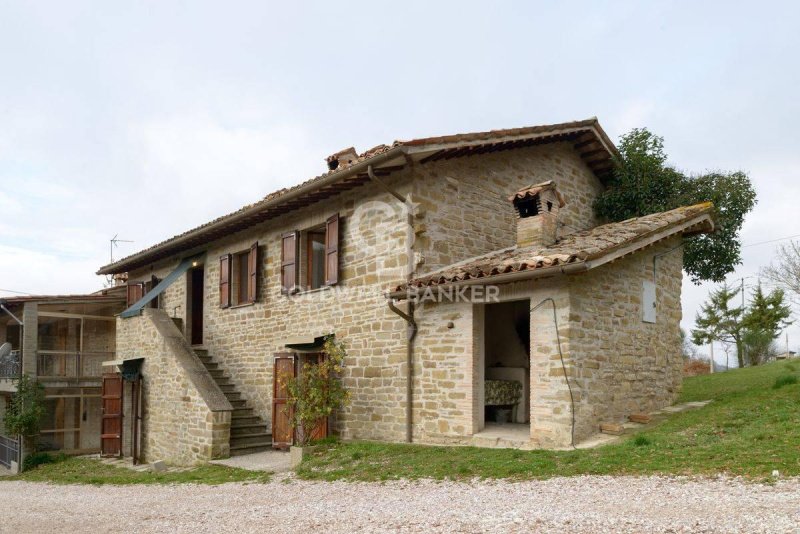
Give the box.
[0,288,32,296]
[742,233,800,248]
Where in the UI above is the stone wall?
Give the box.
[126,175,412,442]
[116,308,232,465]
[566,237,685,442]
[412,142,604,273]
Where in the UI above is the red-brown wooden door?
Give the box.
[272,354,295,449]
[101,373,124,457]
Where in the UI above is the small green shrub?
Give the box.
[22,452,65,471]
[773,374,798,389]
[632,435,651,447]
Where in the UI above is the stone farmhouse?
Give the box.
[94,118,714,465]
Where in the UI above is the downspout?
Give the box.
[368,164,417,443]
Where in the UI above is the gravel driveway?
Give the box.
[2,475,798,533]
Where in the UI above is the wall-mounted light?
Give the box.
[192,261,198,267]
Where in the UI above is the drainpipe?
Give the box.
[368,164,417,443]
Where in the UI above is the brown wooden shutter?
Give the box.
[272,353,296,449]
[126,282,144,307]
[219,254,231,308]
[247,242,258,303]
[101,373,124,457]
[281,231,299,295]
[324,213,340,286]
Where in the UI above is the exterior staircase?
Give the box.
[194,349,272,456]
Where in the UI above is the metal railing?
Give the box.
[0,434,19,468]
[36,351,114,379]
[0,351,20,379]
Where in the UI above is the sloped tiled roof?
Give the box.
[97,118,616,275]
[393,203,714,295]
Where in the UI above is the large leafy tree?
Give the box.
[594,128,757,283]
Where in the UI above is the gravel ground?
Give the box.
[1,475,799,533]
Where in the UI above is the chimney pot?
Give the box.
[510,181,564,248]
[326,147,359,171]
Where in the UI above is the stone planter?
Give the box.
[290,445,318,468]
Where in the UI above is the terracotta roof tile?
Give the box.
[394,202,714,293]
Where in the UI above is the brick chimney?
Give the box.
[326,147,359,171]
[509,181,565,248]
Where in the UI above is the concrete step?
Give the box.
[202,361,219,371]
[224,391,242,401]
[208,369,227,379]
[214,377,232,386]
[232,414,261,425]
[229,399,247,409]
[232,407,254,417]
[194,349,209,358]
[230,432,273,447]
[218,384,236,393]
[230,443,273,456]
[231,423,268,436]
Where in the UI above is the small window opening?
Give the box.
[230,249,252,305]
[514,195,541,218]
[305,226,326,290]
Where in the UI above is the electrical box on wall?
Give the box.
[642,280,656,323]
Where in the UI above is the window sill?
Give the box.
[289,285,333,297]
[229,302,255,309]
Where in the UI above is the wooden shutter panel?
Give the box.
[281,231,299,295]
[247,242,258,303]
[272,353,296,449]
[219,254,231,308]
[324,213,340,286]
[126,282,144,307]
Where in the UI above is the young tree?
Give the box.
[4,374,45,454]
[692,284,745,367]
[741,284,792,365]
[594,128,757,283]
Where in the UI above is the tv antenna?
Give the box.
[110,234,134,264]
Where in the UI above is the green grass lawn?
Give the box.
[7,457,270,485]
[297,360,800,481]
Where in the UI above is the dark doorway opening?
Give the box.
[189,266,204,345]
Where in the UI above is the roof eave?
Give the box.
[96,145,408,275]
[388,210,714,300]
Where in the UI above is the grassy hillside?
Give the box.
[297,360,800,481]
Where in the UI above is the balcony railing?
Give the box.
[36,351,114,380]
[0,351,20,379]
[0,434,19,468]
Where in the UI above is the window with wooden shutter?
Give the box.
[281,231,299,294]
[126,282,144,307]
[219,254,231,308]
[324,213,340,286]
[247,241,258,303]
[146,276,161,309]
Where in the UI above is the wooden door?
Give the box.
[272,354,296,449]
[101,373,123,457]
[304,353,329,442]
[190,266,204,345]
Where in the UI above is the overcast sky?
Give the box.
[1,1,799,363]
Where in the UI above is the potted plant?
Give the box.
[282,336,350,467]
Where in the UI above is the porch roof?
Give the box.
[96,117,618,276]
[390,202,715,298]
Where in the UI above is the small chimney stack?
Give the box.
[326,147,359,171]
[509,181,565,248]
